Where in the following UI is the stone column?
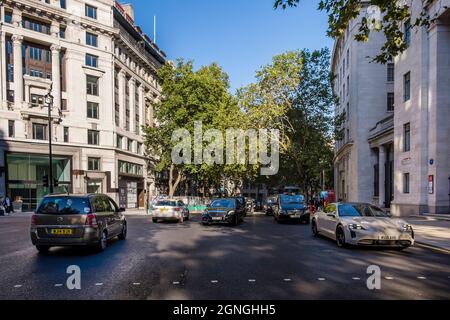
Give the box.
[379,145,386,208]
[51,45,61,109]
[118,70,126,129]
[12,8,21,28]
[138,85,145,134]
[128,78,136,133]
[0,31,4,107]
[12,35,23,109]
[50,21,60,38]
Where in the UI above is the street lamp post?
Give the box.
[45,93,54,194]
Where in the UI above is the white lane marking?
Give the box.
[352,277,361,280]
[284,279,292,282]
[133,283,141,286]
[248,279,256,283]
[417,276,427,280]
[95,283,103,286]
[318,278,326,281]
[173,281,180,285]
[385,276,394,280]
[211,280,219,284]
[13,285,22,288]
[54,284,63,287]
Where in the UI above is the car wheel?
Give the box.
[118,223,127,240]
[312,220,319,237]
[336,226,346,248]
[96,230,108,252]
[152,218,158,223]
[36,245,51,253]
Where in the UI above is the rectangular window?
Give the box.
[85,54,98,68]
[404,19,411,48]
[404,123,411,152]
[8,120,15,138]
[137,142,143,155]
[127,139,133,152]
[59,26,66,38]
[87,102,99,119]
[387,92,395,111]
[374,164,380,197]
[387,63,394,82]
[88,157,101,171]
[87,130,99,145]
[85,4,98,19]
[403,173,410,194]
[86,32,98,47]
[403,72,410,102]
[61,99,68,111]
[60,0,67,9]
[86,75,99,96]
[346,75,349,96]
[63,127,69,143]
[30,94,44,107]
[22,17,51,35]
[33,123,47,140]
[116,135,123,149]
[4,10,13,24]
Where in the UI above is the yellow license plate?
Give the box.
[160,208,168,212]
[51,229,73,235]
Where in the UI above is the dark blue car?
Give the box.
[273,194,310,224]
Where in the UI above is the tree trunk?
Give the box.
[168,164,183,197]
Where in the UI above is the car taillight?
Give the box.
[85,214,98,227]
[174,208,181,212]
[31,214,37,226]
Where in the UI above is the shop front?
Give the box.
[118,160,145,209]
[5,152,72,210]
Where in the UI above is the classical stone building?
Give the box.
[0,0,165,210]
[332,4,395,208]
[391,0,450,215]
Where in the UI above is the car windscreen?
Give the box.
[210,199,235,208]
[280,195,305,204]
[338,204,363,217]
[368,206,390,217]
[36,197,91,215]
[156,201,177,207]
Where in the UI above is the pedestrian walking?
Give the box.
[2,195,13,214]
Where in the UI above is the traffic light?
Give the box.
[42,175,49,188]
[53,179,59,187]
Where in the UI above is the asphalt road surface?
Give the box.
[0,214,449,300]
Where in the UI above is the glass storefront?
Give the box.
[6,153,72,210]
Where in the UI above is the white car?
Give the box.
[311,203,414,250]
[151,199,190,223]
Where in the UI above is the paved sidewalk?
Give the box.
[404,216,450,253]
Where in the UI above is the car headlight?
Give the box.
[348,223,366,230]
[226,210,235,216]
[202,210,209,216]
[401,224,413,232]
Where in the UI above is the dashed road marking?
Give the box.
[417,276,427,280]
[318,278,326,281]
[173,281,180,285]
[13,285,22,288]
[352,277,361,280]
[95,283,103,286]
[385,276,394,280]
[283,279,292,282]
[211,280,219,284]
[133,283,141,286]
[54,284,63,287]
[248,279,256,283]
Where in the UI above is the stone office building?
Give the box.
[0,0,165,210]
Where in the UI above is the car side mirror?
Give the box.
[118,208,125,213]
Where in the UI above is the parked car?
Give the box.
[265,197,277,216]
[234,196,247,216]
[273,194,309,224]
[30,194,127,253]
[311,203,415,249]
[152,199,190,223]
[202,198,245,226]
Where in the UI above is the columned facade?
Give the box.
[0,0,165,210]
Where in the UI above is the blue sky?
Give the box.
[127,0,333,92]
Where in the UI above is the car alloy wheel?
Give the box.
[118,223,127,240]
[336,227,346,247]
[97,231,107,252]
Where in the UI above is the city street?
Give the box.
[0,214,449,300]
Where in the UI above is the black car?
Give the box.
[273,194,310,224]
[30,194,127,253]
[234,196,247,216]
[265,197,277,216]
[202,198,245,226]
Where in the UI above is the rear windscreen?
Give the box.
[36,197,91,215]
[156,201,177,207]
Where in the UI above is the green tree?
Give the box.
[274,0,438,63]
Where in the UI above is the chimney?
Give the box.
[121,3,134,21]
